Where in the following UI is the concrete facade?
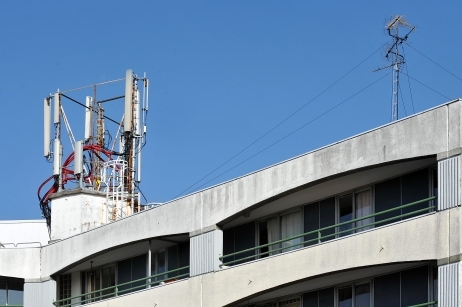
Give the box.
[1,99,462,306]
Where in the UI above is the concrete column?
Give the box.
[189,226,223,277]
[438,155,460,211]
[24,278,57,307]
[438,262,459,307]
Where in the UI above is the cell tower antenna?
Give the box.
[373,15,415,121]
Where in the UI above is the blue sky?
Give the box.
[1,1,461,220]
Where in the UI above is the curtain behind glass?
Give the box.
[281,211,303,252]
[356,190,373,232]
[267,217,281,255]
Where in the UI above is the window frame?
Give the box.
[336,186,375,238]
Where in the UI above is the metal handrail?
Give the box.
[407,301,437,307]
[220,196,435,266]
[53,266,189,307]
[0,305,23,307]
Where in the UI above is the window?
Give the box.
[151,250,166,281]
[337,283,370,307]
[118,254,146,294]
[260,210,302,256]
[302,287,334,307]
[375,168,431,227]
[58,274,72,306]
[0,278,24,306]
[338,189,373,237]
[304,198,336,246]
[151,241,190,283]
[374,266,429,307]
[279,297,300,307]
[225,167,434,267]
[339,195,354,236]
[223,221,256,264]
[81,264,116,302]
[432,266,438,302]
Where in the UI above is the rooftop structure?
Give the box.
[1,70,460,307]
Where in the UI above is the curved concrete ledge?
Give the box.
[70,207,460,307]
[41,100,461,277]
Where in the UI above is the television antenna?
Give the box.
[373,15,415,121]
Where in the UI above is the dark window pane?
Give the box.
[375,177,401,227]
[102,266,116,298]
[401,266,428,307]
[339,195,353,237]
[304,202,319,247]
[94,269,101,300]
[157,251,166,281]
[338,286,352,307]
[433,266,438,301]
[223,227,235,264]
[168,245,179,278]
[374,272,400,307]
[132,254,147,291]
[0,280,6,305]
[259,221,269,258]
[319,287,334,307]
[402,169,430,218]
[355,283,370,307]
[234,221,256,264]
[320,198,336,242]
[80,272,85,301]
[179,241,190,277]
[117,258,132,294]
[303,291,318,307]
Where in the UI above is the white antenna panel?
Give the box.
[53,139,61,176]
[74,140,83,175]
[53,92,60,124]
[84,96,92,141]
[124,69,133,133]
[134,90,140,136]
[44,98,51,157]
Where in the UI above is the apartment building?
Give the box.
[1,98,461,307]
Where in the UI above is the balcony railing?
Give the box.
[408,301,437,307]
[53,266,189,307]
[220,196,436,266]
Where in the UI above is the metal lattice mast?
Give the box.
[373,15,415,122]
